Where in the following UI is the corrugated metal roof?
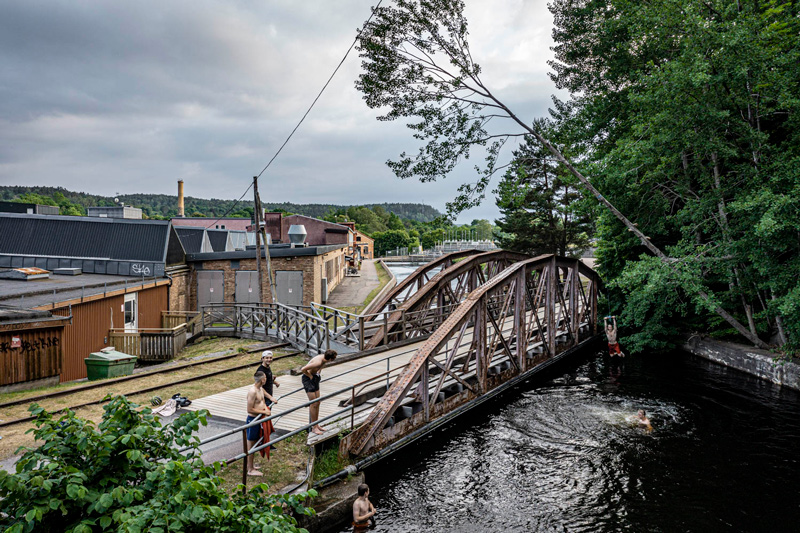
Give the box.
[0,213,170,262]
[175,227,207,254]
[206,229,231,252]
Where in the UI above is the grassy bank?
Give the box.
[0,346,307,461]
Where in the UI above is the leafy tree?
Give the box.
[386,212,405,231]
[372,229,411,256]
[420,228,445,249]
[548,0,800,351]
[0,397,315,533]
[353,0,773,349]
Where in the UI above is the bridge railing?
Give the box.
[199,303,333,355]
[179,341,425,492]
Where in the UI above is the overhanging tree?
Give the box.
[354,0,773,349]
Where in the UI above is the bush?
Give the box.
[0,396,316,532]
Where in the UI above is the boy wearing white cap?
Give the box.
[254,350,280,406]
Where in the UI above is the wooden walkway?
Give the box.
[185,305,573,444]
[185,339,425,441]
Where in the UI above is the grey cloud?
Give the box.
[0,0,562,223]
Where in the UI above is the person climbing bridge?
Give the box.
[605,315,625,358]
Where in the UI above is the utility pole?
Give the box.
[253,177,265,303]
[252,177,277,304]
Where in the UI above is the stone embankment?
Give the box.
[684,336,800,391]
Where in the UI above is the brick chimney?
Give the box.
[177,180,185,217]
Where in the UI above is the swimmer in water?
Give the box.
[635,409,652,431]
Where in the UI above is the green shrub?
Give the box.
[0,396,316,532]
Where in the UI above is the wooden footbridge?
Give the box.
[188,250,602,463]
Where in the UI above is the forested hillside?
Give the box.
[0,186,441,222]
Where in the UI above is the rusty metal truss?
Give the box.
[367,249,483,314]
[363,250,531,350]
[343,255,602,456]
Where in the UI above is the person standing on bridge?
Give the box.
[254,350,280,408]
[605,316,625,358]
[300,349,337,435]
[245,372,272,476]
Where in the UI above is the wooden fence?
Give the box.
[108,325,187,362]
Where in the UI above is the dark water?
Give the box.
[336,350,800,532]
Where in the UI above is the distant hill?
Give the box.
[0,186,442,223]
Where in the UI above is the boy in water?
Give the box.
[300,349,337,435]
[352,483,376,532]
[635,409,652,431]
[604,315,625,357]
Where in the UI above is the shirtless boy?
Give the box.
[604,315,625,357]
[352,483,376,532]
[245,371,271,476]
[300,349,337,435]
[636,409,652,431]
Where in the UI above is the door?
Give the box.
[276,271,303,307]
[197,270,224,310]
[235,271,260,304]
[124,293,138,332]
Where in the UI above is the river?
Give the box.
[338,264,800,531]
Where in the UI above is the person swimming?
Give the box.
[633,409,652,431]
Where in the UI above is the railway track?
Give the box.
[0,342,303,429]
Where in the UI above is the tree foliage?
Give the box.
[354,0,794,351]
[495,120,593,257]
[549,0,800,352]
[372,229,412,255]
[0,186,442,222]
[0,397,315,533]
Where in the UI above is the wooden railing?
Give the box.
[161,311,203,339]
[108,325,187,362]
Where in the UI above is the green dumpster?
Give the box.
[84,350,137,381]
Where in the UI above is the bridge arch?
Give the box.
[364,249,530,349]
[344,254,603,456]
[366,249,484,314]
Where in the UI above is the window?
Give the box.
[123,293,138,332]
[356,236,362,242]
[364,246,369,254]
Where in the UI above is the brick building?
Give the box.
[262,213,353,247]
[186,243,347,309]
[171,217,253,231]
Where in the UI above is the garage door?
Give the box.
[197,270,224,309]
[235,271,260,304]
[276,271,303,307]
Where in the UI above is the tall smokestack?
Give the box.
[177,180,185,217]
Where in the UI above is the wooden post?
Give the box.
[253,177,265,304]
[359,315,365,351]
[241,429,248,494]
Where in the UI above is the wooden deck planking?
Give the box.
[186,306,580,436]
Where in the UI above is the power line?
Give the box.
[202,182,254,228]
[203,1,383,229]
[255,0,383,178]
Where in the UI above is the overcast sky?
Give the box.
[0,1,562,223]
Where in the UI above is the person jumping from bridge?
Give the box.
[301,349,337,435]
[605,316,625,358]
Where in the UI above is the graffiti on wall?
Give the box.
[0,336,59,354]
[132,264,152,276]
